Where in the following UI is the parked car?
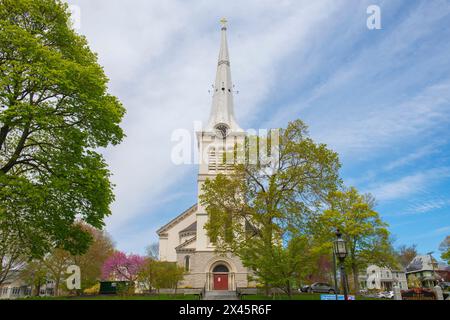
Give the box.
[377,291,394,299]
[358,289,368,295]
[301,282,336,294]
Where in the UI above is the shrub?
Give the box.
[84,283,100,295]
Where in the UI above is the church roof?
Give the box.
[156,203,197,236]
[175,236,197,253]
[180,221,197,234]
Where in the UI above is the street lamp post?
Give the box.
[332,250,339,298]
[334,229,349,300]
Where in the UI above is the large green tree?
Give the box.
[200,120,341,296]
[315,187,394,292]
[0,0,124,257]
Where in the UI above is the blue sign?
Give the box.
[321,294,338,300]
[321,294,356,300]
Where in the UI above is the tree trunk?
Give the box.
[286,280,292,299]
[352,264,359,293]
[35,279,41,296]
[54,278,60,296]
[264,283,269,296]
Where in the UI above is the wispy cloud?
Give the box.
[404,225,450,242]
[383,141,446,171]
[407,198,450,215]
[365,167,450,202]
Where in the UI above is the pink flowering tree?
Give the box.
[101,251,146,282]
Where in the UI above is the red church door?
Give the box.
[213,274,228,290]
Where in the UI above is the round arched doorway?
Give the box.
[212,264,229,290]
[212,265,229,273]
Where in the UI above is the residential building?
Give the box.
[406,255,449,288]
[359,265,408,291]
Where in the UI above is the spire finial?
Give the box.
[220,17,227,29]
[207,18,242,132]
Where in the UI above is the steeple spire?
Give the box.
[207,19,242,132]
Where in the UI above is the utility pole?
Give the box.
[427,251,437,287]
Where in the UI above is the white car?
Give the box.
[377,291,394,299]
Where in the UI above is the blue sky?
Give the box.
[68,0,450,259]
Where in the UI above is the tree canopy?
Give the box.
[395,244,418,268]
[314,187,394,291]
[101,251,145,282]
[0,0,125,257]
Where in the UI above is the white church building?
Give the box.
[157,20,253,291]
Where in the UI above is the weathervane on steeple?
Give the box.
[220,17,227,29]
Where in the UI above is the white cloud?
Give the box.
[365,167,450,202]
[408,199,450,214]
[405,225,450,242]
[383,141,445,171]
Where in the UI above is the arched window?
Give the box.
[184,256,190,272]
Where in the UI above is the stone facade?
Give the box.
[177,251,251,289]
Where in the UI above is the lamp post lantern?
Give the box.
[334,229,349,300]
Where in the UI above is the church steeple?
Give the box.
[207,18,242,132]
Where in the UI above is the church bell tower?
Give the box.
[195,19,245,251]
